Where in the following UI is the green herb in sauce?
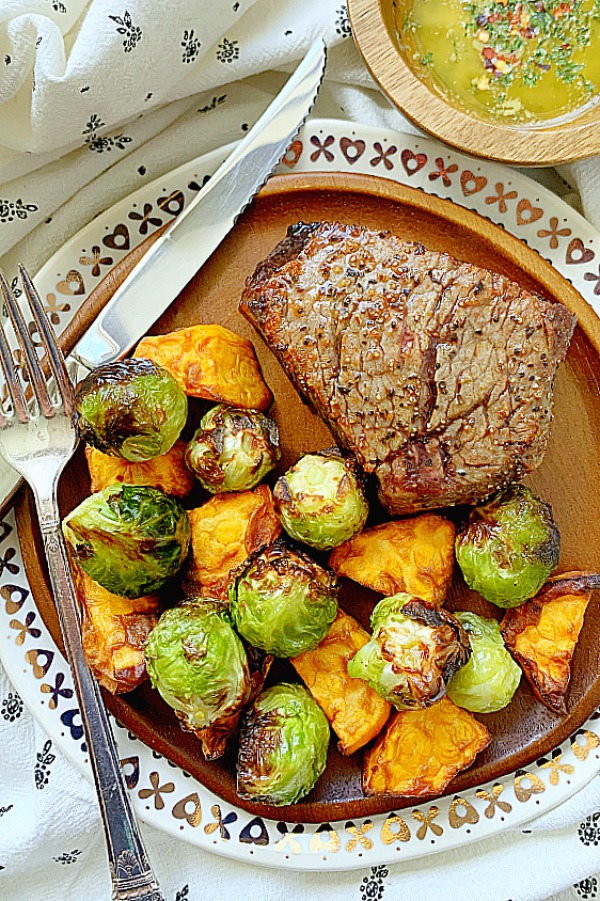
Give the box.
[398,0,600,122]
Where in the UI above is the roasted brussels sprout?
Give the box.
[455,485,560,608]
[185,404,280,493]
[273,450,368,550]
[229,542,338,657]
[446,612,521,713]
[347,593,471,710]
[237,682,329,805]
[62,484,191,598]
[75,358,188,462]
[145,602,251,745]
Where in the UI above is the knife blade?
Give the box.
[73,37,327,371]
[0,39,326,515]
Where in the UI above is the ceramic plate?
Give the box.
[2,119,600,870]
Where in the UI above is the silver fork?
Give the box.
[0,265,164,901]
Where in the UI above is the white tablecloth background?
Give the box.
[1,2,600,900]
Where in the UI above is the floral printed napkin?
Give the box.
[0,3,600,901]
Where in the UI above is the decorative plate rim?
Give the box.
[2,117,600,872]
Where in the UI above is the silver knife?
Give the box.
[0,39,326,513]
[74,37,327,370]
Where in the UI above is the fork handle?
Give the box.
[34,492,164,901]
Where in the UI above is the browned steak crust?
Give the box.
[240,222,576,514]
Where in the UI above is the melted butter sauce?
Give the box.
[397,0,600,123]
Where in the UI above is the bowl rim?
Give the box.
[348,0,600,167]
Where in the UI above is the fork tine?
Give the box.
[0,314,28,425]
[0,269,54,418]
[18,264,75,419]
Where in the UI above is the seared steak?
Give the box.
[240,222,575,514]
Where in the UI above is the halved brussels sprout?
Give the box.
[229,542,338,657]
[62,484,191,598]
[446,612,521,713]
[456,484,560,608]
[273,450,368,550]
[237,682,330,805]
[185,404,280,493]
[75,358,188,462]
[347,593,470,710]
[145,602,251,745]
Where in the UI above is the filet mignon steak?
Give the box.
[240,222,576,514]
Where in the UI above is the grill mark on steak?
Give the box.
[240,221,576,514]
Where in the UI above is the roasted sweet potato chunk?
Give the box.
[85,440,195,497]
[292,609,391,755]
[501,571,600,714]
[73,568,159,694]
[328,515,455,606]
[134,324,272,410]
[185,484,281,598]
[363,695,491,797]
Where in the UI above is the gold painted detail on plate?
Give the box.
[138,771,175,811]
[412,806,443,839]
[171,792,202,827]
[514,770,546,802]
[475,783,513,819]
[309,827,341,853]
[204,805,234,840]
[345,820,374,852]
[448,796,479,829]
[25,647,53,678]
[572,731,600,761]
[540,752,575,786]
[381,813,411,844]
[9,616,36,645]
[274,828,303,855]
[1,584,28,615]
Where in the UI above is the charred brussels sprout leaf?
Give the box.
[75,358,188,462]
[446,612,521,713]
[273,450,369,550]
[185,404,280,493]
[62,484,191,598]
[237,682,329,805]
[229,542,338,657]
[455,485,560,608]
[145,602,251,735]
[347,593,470,710]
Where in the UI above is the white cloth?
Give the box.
[0,3,600,901]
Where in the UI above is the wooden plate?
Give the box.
[348,0,600,167]
[16,171,600,824]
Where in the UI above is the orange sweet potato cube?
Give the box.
[134,324,272,410]
[185,484,281,598]
[328,514,455,606]
[501,571,600,714]
[85,440,195,497]
[73,568,159,695]
[363,695,491,797]
[292,609,391,755]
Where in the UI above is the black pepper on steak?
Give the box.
[239,221,576,514]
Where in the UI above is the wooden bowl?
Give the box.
[16,171,600,824]
[348,0,600,166]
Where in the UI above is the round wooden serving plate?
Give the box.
[16,172,600,824]
[348,0,600,167]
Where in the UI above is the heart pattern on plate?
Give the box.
[340,138,366,165]
[401,149,428,176]
[56,270,85,296]
[516,198,543,226]
[460,171,488,196]
[103,223,130,251]
[566,238,595,265]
